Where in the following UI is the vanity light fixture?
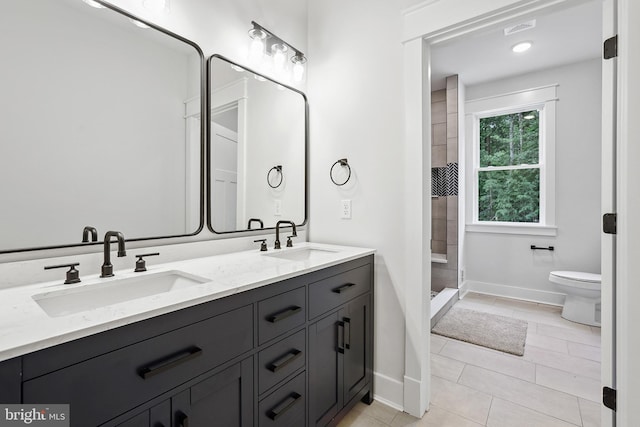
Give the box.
[248,21,307,83]
[512,41,532,53]
[82,0,105,8]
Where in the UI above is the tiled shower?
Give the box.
[431,75,459,293]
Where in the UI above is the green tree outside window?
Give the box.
[478,111,540,222]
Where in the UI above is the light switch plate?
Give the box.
[341,200,352,219]
[274,199,282,216]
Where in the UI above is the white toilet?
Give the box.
[549,271,601,327]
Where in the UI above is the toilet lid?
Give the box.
[550,271,601,283]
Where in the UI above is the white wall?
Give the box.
[307,0,408,408]
[463,58,602,302]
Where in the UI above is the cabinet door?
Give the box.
[308,311,343,427]
[0,357,21,403]
[172,358,253,427]
[342,294,371,404]
[110,400,170,427]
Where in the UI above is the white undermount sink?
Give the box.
[32,270,209,317]
[262,247,338,262]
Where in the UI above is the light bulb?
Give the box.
[271,44,288,75]
[83,0,104,8]
[291,55,306,82]
[512,41,532,53]
[248,28,266,65]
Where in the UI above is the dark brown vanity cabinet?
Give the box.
[8,255,373,427]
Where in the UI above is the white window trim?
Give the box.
[465,84,557,236]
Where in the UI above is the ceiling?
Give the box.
[430,0,602,90]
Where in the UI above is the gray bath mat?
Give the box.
[432,307,528,356]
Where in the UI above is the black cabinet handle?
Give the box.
[530,245,554,251]
[344,317,351,350]
[267,306,302,323]
[267,392,302,421]
[332,283,356,293]
[140,347,202,379]
[268,349,302,373]
[178,412,189,427]
[337,321,345,354]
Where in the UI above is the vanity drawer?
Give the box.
[23,304,253,427]
[258,329,305,395]
[259,371,306,427]
[258,287,306,345]
[308,264,371,319]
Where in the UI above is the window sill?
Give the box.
[466,223,557,236]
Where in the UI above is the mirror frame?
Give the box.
[206,54,309,235]
[0,0,206,254]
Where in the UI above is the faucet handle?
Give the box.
[253,239,268,252]
[44,263,81,285]
[286,235,295,248]
[134,253,160,272]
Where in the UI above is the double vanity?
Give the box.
[0,2,372,426]
[0,244,374,426]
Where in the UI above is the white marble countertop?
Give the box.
[0,242,374,362]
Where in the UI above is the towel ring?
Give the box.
[330,158,351,186]
[267,165,283,188]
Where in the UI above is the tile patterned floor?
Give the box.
[338,292,602,427]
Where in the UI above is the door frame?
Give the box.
[210,79,248,230]
[613,0,640,424]
[401,0,618,422]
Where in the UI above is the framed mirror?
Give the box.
[207,55,307,233]
[0,0,205,253]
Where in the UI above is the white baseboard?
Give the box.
[373,372,404,411]
[403,374,425,418]
[461,280,565,306]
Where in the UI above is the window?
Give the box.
[478,109,540,223]
[465,85,557,235]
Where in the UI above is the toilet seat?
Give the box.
[549,271,601,290]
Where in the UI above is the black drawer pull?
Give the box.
[332,283,356,293]
[267,392,302,421]
[267,306,302,323]
[344,317,351,349]
[140,347,202,379]
[268,349,302,373]
[337,321,345,354]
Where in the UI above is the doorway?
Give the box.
[401,0,617,424]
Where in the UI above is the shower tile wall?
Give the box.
[431,75,458,292]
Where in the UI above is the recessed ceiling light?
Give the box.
[512,42,532,53]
